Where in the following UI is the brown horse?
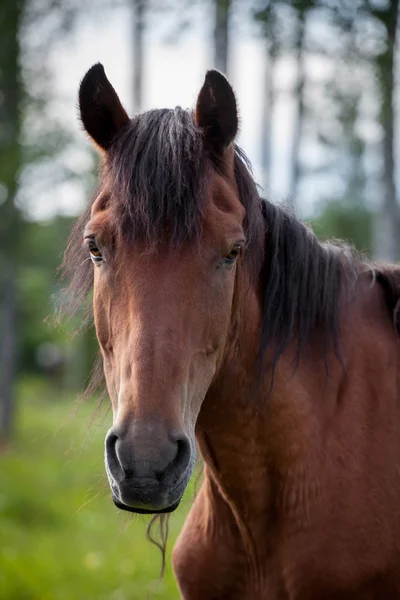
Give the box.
[64,63,400,599]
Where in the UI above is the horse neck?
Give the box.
[195,253,337,537]
[196,263,272,520]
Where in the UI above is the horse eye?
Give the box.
[223,245,241,265]
[87,239,103,262]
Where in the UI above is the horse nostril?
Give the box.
[167,435,191,480]
[105,431,125,482]
[115,437,135,479]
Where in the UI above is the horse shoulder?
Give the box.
[270,270,400,598]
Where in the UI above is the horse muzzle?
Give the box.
[105,422,194,514]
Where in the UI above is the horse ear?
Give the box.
[78,63,130,151]
[195,70,238,155]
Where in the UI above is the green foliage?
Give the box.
[12,215,97,387]
[309,200,373,254]
[19,218,67,367]
[0,379,195,599]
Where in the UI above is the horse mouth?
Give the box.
[112,495,181,515]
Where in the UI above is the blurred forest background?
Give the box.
[0,0,399,598]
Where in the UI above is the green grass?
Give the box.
[0,379,194,600]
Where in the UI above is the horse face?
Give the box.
[79,65,244,513]
[85,176,244,513]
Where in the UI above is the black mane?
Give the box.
[62,106,362,369]
[260,200,359,370]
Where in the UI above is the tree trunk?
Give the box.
[260,39,276,193]
[373,0,400,261]
[287,11,307,213]
[214,0,232,75]
[0,0,23,442]
[0,259,17,442]
[132,0,145,112]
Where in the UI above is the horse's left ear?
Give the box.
[195,70,238,155]
[78,63,130,151]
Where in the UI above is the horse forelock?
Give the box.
[105,108,208,246]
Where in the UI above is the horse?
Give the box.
[63,63,400,599]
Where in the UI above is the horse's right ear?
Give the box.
[195,70,238,156]
[78,63,130,151]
